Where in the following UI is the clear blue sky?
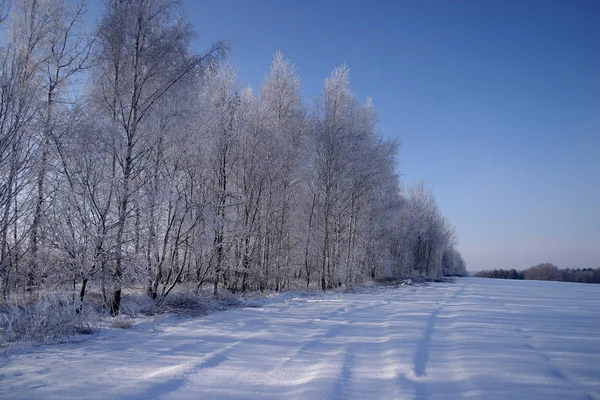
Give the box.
[91,0,600,272]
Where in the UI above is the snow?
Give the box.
[1,278,599,399]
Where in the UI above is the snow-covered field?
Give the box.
[1,278,599,399]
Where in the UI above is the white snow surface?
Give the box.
[1,278,599,399]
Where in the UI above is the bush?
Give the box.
[145,290,212,317]
[0,292,95,344]
[110,317,133,329]
[142,288,248,316]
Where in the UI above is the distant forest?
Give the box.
[474,263,600,284]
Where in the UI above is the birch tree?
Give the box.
[0,0,51,297]
[312,65,355,290]
[200,65,251,295]
[28,0,92,288]
[252,52,306,291]
[93,0,227,314]
[395,182,455,279]
[53,109,118,309]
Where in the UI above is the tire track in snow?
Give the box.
[279,300,383,368]
[413,283,466,378]
[377,302,410,399]
[278,306,354,369]
[374,289,434,400]
[272,299,383,398]
[334,297,409,400]
[262,301,357,397]
[413,306,440,378]
[331,345,355,400]
[131,339,245,399]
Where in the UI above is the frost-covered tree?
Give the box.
[28,0,93,289]
[312,65,355,290]
[0,0,466,331]
[393,182,455,279]
[92,0,227,314]
[442,246,467,276]
[252,52,306,291]
[198,65,251,295]
[310,66,403,289]
[0,0,56,297]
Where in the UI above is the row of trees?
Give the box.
[0,0,465,315]
[475,264,600,284]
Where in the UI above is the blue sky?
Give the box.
[91,0,600,271]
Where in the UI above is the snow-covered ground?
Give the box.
[1,278,599,399]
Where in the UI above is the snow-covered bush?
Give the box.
[144,290,214,317]
[110,316,133,329]
[0,292,95,344]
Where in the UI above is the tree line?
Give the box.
[0,0,465,317]
[474,263,600,284]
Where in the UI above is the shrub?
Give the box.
[110,317,133,329]
[0,292,95,344]
[146,290,212,317]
